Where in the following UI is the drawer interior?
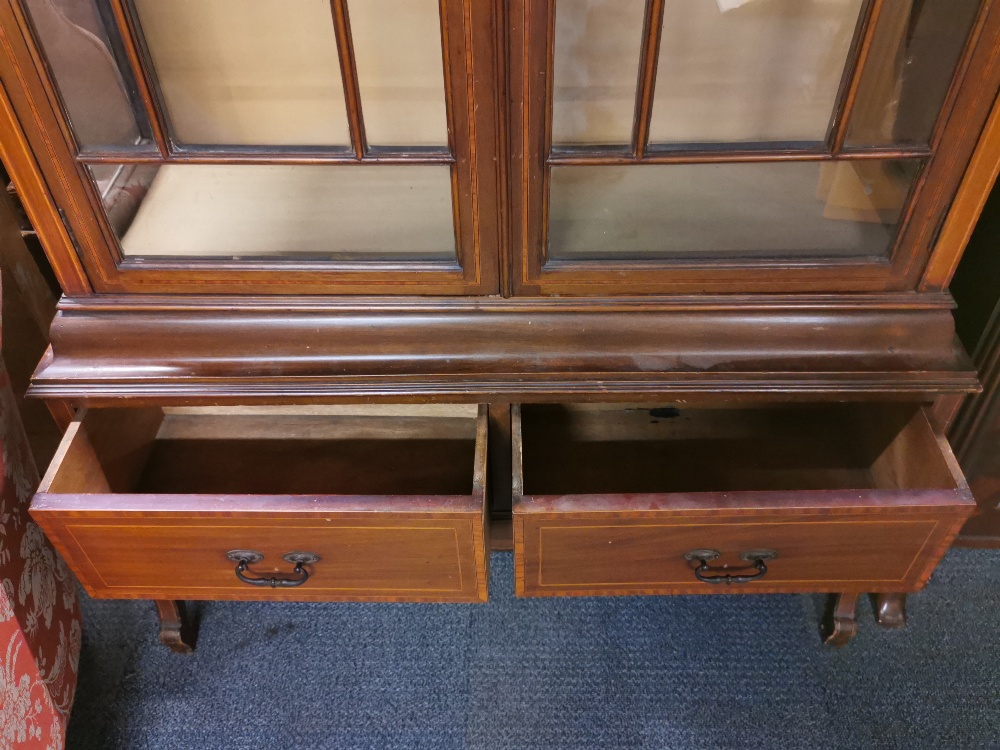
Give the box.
[43,404,481,497]
[517,403,960,496]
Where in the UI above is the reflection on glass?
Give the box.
[89,164,457,260]
[548,160,921,260]
[349,0,449,147]
[648,0,864,145]
[133,0,350,146]
[845,0,981,147]
[551,0,646,146]
[22,0,149,148]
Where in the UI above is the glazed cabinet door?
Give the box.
[511,0,1000,295]
[0,0,501,294]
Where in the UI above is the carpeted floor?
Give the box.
[67,549,1000,750]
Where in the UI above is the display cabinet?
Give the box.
[2,0,999,649]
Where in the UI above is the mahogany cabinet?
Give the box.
[1,0,999,649]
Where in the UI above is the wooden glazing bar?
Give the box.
[109,0,170,157]
[829,0,885,155]
[76,151,456,166]
[632,0,665,159]
[330,0,367,160]
[538,0,556,266]
[116,258,465,274]
[93,0,153,144]
[437,0,463,271]
[547,146,930,166]
[825,0,876,152]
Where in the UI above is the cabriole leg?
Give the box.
[155,600,196,654]
[821,592,859,647]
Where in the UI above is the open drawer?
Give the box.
[513,404,975,597]
[32,405,488,602]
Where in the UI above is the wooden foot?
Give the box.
[821,593,859,647]
[155,600,196,654]
[873,593,907,629]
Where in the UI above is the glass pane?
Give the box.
[548,160,921,260]
[22,0,150,148]
[88,164,456,260]
[349,0,449,147]
[551,0,646,146]
[845,0,981,148]
[648,0,864,145]
[132,0,350,146]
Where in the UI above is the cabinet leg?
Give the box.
[872,593,907,629]
[821,593,859,647]
[155,600,196,654]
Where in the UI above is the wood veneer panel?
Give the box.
[515,509,962,597]
[33,501,486,602]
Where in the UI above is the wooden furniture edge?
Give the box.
[28,295,979,403]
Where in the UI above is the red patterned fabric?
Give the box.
[0,360,80,749]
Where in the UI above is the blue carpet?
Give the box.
[67,550,1000,750]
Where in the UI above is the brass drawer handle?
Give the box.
[683,549,777,585]
[226,550,321,588]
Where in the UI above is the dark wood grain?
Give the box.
[28,293,978,403]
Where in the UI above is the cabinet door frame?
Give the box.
[510,0,1000,296]
[0,0,502,295]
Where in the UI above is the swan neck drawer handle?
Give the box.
[226,550,321,588]
[683,548,777,585]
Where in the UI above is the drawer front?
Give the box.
[31,404,490,602]
[514,501,969,597]
[513,403,975,597]
[33,497,488,602]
